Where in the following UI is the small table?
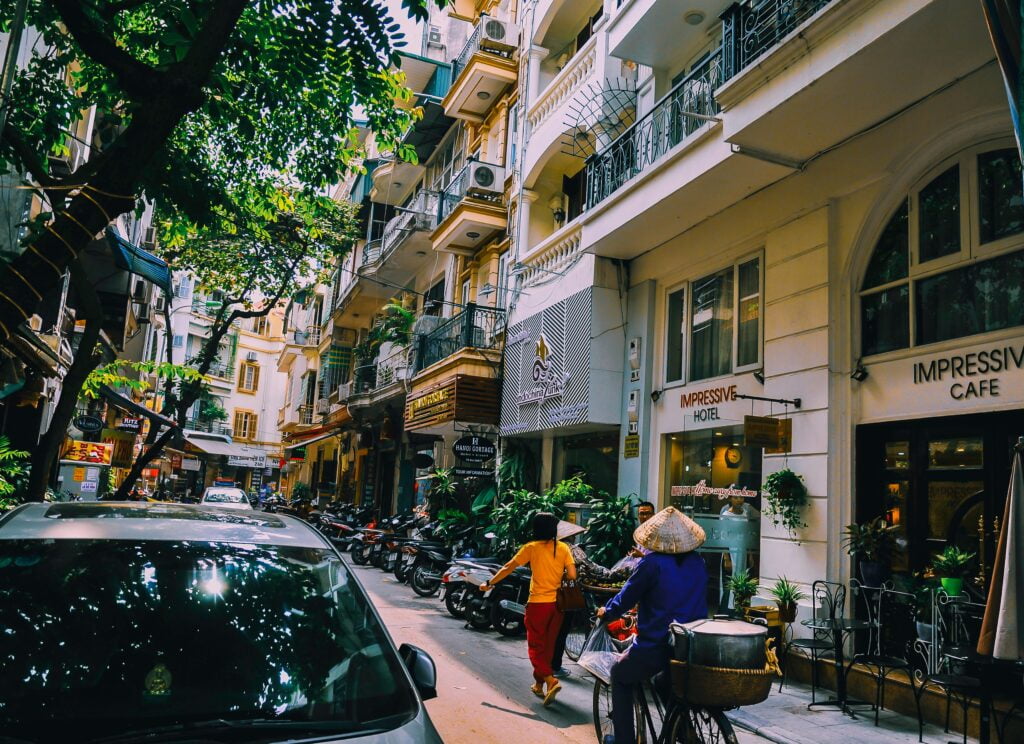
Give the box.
[801,617,873,716]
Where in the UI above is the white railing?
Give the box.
[527,37,597,131]
[517,222,582,285]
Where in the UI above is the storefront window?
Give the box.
[666,426,762,614]
[555,432,618,497]
[860,145,1024,357]
[927,437,983,469]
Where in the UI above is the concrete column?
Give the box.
[526,45,549,103]
[617,280,655,502]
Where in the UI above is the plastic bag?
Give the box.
[610,554,641,577]
[578,621,626,684]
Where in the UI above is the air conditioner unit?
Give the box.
[152,294,166,311]
[245,351,258,362]
[337,382,352,400]
[142,225,157,250]
[316,398,330,414]
[466,161,505,197]
[132,278,148,301]
[479,16,517,53]
[135,303,151,324]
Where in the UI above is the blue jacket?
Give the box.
[603,551,708,650]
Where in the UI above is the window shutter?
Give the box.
[233,411,244,437]
[251,365,260,391]
[249,414,258,441]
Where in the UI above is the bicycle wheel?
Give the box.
[667,704,737,744]
[564,611,592,662]
[592,679,650,744]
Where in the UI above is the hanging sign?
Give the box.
[72,415,103,433]
[744,415,792,452]
[62,440,113,465]
[181,457,201,472]
[170,452,183,470]
[452,436,496,463]
[119,417,143,434]
[227,454,267,468]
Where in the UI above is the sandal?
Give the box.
[530,683,544,697]
[543,681,562,706]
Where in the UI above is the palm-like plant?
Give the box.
[0,436,29,509]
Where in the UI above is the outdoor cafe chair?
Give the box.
[846,582,918,726]
[781,579,845,701]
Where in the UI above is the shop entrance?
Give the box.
[856,410,1022,590]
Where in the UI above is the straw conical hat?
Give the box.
[634,506,705,554]
[557,519,587,540]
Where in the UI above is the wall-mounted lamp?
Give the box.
[548,193,566,225]
[753,369,765,384]
[851,361,869,382]
[650,390,662,403]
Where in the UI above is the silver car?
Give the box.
[200,486,252,510]
[0,502,443,743]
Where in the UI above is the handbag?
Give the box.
[556,576,586,612]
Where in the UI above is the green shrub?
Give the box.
[580,491,636,568]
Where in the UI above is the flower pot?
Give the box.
[916,621,934,642]
[858,560,889,587]
[776,601,798,623]
[940,577,963,596]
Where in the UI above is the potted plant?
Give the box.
[929,546,975,596]
[769,577,806,623]
[728,568,759,614]
[842,518,899,586]
[762,468,809,538]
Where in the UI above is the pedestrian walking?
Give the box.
[596,506,709,744]
[551,519,588,679]
[479,512,576,706]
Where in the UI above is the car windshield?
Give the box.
[204,489,246,503]
[0,540,418,742]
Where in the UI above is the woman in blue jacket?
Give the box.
[596,506,708,744]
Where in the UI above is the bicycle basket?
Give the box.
[670,660,776,707]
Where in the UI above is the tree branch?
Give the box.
[51,0,165,99]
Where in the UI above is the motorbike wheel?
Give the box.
[394,556,411,582]
[490,600,525,637]
[444,584,468,618]
[465,598,492,630]
[349,543,369,566]
[410,564,441,597]
[370,546,385,569]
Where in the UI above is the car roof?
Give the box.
[0,502,328,549]
[204,486,244,492]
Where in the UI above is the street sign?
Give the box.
[452,436,496,463]
[453,466,494,478]
[73,415,103,433]
[80,481,98,493]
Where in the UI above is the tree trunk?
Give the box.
[25,265,104,501]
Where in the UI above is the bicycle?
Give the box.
[592,669,737,744]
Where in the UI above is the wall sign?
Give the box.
[72,415,103,433]
[623,434,640,458]
[912,342,1024,400]
[227,454,267,469]
[181,457,201,472]
[80,481,98,493]
[119,417,143,434]
[61,440,113,466]
[453,436,496,463]
[453,466,493,478]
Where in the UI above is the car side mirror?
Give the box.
[398,643,437,701]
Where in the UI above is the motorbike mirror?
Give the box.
[398,643,436,701]
[483,532,496,539]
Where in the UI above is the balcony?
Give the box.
[413,304,505,373]
[442,15,518,123]
[184,417,232,436]
[586,49,722,208]
[347,346,413,411]
[608,0,729,72]
[293,326,322,346]
[361,189,438,285]
[297,404,314,426]
[207,361,235,381]
[432,163,508,255]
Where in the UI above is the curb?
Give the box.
[726,709,810,744]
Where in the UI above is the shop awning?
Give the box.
[284,429,343,450]
[183,432,262,458]
[98,384,178,428]
[106,228,172,294]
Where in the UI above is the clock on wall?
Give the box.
[725,446,743,468]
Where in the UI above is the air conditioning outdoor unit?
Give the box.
[132,278,148,300]
[466,161,505,197]
[337,381,352,400]
[316,398,330,414]
[245,351,258,362]
[152,294,166,311]
[136,303,151,324]
[142,225,157,250]
[479,16,517,53]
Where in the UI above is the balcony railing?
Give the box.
[721,0,835,81]
[586,49,722,208]
[351,346,412,396]
[207,361,234,380]
[184,417,232,436]
[362,240,382,270]
[297,404,314,426]
[452,15,515,80]
[414,304,505,372]
[437,163,503,224]
[292,326,321,346]
[379,189,438,261]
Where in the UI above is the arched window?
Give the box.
[860,144,1024,357]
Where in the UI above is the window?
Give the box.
[461,278,471,306]
[174,276,192,299]
[252,316,269,336]
[860,145,1024,357]
[424,279,445,316]
[238,362,260,393]
[233,410,258,441]
[427,124,467,192]
[172,335,184,348]
[665,256,762,384]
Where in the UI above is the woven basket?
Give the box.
[670,660,775,707]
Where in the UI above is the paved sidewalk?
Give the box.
[728,681,979,744]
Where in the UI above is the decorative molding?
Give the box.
[527,37,598,132]
[518,221,582,285]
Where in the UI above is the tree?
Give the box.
[111,191,358,499]
[0,0,436,342]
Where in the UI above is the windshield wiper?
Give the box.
[89,718,376,744]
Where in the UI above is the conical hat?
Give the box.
[556,519,586,540]
[634,506,706,554]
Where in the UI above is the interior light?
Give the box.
[715,432,723,437]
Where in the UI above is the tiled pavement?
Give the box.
[728,681,979,744]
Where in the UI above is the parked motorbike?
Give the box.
[408,525,488,598]
[462,565,530,635]
[441,558,502,618]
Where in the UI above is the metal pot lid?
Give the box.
[671,619,766,636]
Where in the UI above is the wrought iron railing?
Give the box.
[438,165,470,224]
[297,404,314,426]
[452,19,485,81]
[361,240,382,271]
[350,346,412,396]
[184,416,231,436]
[586,49,722,208]
[414,304,505,372]
[721,0,835,80]
[207,361,234,380]
[379,189,438,262]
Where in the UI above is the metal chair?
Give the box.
[846,582,918,725]
[781,579,845,702]
[914,592,986,744]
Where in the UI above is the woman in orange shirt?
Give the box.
[481,512,576,705]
